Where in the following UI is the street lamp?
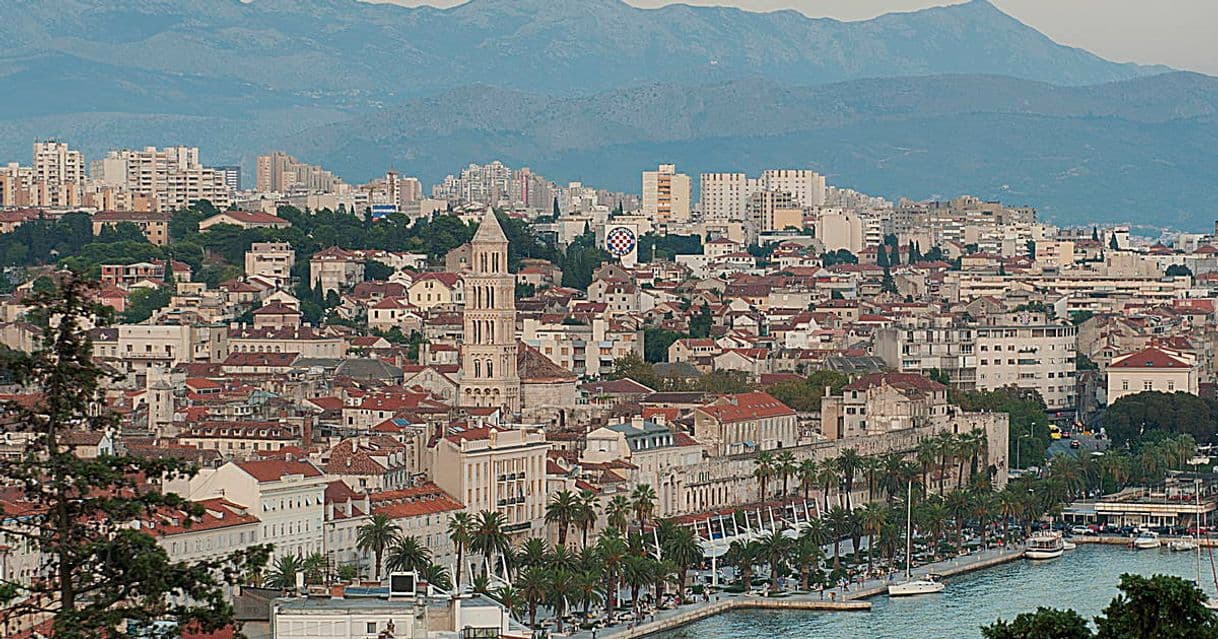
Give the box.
[1016,433,1033,470]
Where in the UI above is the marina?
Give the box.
[643,544,1211,639]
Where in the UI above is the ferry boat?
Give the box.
[1132,531,1161,550]
[1026,531,1065,560]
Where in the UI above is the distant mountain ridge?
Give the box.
[0,0,1214,227]
[281,72,1218,228]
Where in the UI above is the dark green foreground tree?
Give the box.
[984,574,1218,639]
[0,276,268,638]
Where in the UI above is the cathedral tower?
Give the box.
[459,211,521,414]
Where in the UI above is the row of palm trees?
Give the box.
[491,522,704,631]
[723,474,1068,593]
[1046,433,1198,499]
[545,484,658,547]
[752,430,990,512]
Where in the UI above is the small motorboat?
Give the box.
[1205,598,1218,611]
[1062,540,1077,551]
[1169,539,1199,552]
[888,574,946,597]
[1026,531,1065,560]
[1132,531,1161,550]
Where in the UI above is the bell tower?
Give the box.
[459,211,520,415]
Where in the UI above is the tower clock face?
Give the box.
[606,226,637,257]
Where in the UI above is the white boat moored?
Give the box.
[888,576,946,597]
[1169,539,1198,552]
[1026,531,1065,560]
[1132,531,1161,550]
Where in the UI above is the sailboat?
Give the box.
[889,480,946,597]
[1195,481,1218,610]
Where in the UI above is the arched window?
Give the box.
[474,360,481,378]
[487,360,494,377]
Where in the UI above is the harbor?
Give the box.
[588,545,1027,639]
[640,544,1212,639]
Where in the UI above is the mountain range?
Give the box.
[0,0,1214,228]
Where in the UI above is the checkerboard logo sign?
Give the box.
[605,226,637,257]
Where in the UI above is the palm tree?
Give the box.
[302,551,328,585]
[448,512,474,590]
[493,585,525,621]
[546,490,581,547]
[385,534,431,574]
[517,537,549,572]
[861,454,882,503]
[918,498,949,557]
[266,554,304,590]
[791,533,823,591]
[597,530,629,612]
[471,510,510,579]
[817,458,840,512]
[776,451,797,498]
[357,513,399,581]
[936,433,957,495]
[826,506,852,570]
[631,483,657,530]
[573,569,605,616]
[858,503,887,572]
[972,490,995,549]
[725,539,760,592]
[753,451,776,502]
[516,567,548,628]
[548,568,576,632]
[605,494,631,533]
[659,522,704,593]
[621,555,655,614]
[997,488,1023,543]
[944,489,972,554]
[421,562,453,591]
[756,528,793,590]
[837,448,864,509]
[797,458,819,501]
[878,453,907,503]
[550,543,578,575]
[576,490,599,548]
[915,438,938,492]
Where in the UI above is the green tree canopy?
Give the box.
[1103,391,1218,448]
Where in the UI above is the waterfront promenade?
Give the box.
[583,545,1026,639]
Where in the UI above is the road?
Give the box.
[1047,432,1108,459]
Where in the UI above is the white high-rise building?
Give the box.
[92,146,230,211]
[699,173,758,221]
[761,169,826,208]
[33,141,85,186]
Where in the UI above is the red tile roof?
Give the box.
[697,392,795,423]
[234,460,323,482]
[843,372,946,393]
[1109,347,1193,369]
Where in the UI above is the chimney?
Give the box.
[330,584,346,599]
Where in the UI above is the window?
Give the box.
[1168,381,1176,391]
[1144,381,1153,391]
[367,622,377,634]
[1122,380,1129,391]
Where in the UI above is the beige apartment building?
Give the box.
[310,246,365,295]
[975,312,1078,415]
[255,151,343,193]
[92,146,231,211]
[760,169,826,208]
[699,172,753,221]
[642,164,691,225]
[429,426,550,537]
[875,316,978,389]
[91,323,228,374]
[245,241,295,286]
[91,210,171,245]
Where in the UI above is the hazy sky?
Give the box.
[369,0,1218,75]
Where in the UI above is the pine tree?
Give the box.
[0,276,268,638]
